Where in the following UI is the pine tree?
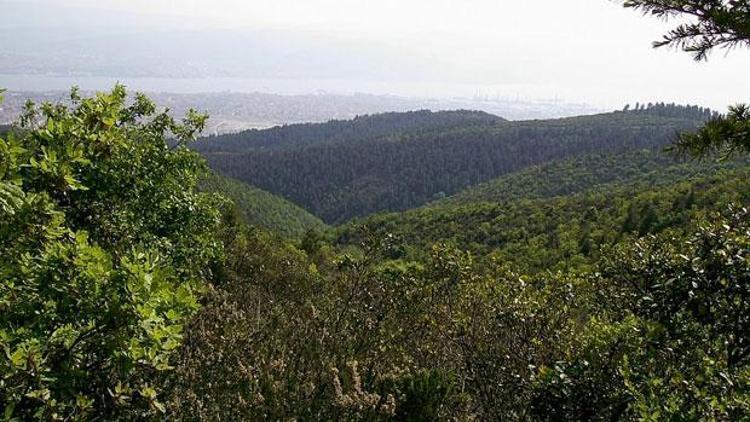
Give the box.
[621,0,750,158]
[622,0,750,61]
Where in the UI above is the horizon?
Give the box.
[1,0,748,111]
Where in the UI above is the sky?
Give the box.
[1,0,749,110]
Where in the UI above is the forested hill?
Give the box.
[195,109,505,152]
[199,173,326,239]
[338,165,750,274]
[434,148,736,206]
[201,104,710,223]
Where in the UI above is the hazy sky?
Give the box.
[2,0,749,109]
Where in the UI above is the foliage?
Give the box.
[621,0,750,162]
[672,104,750,158]
[199,172,326,239]
[161,200,750,419]
[1,0,749,418]
[622,101,715,119]
[339,166,750,273]
[0,86,223,419]
[509,209,750,418]
[622,0,750,61]
[194,109,505,153]
[163,226,471,420]
[3,87,747,420]
[594,206,750,419]
[203,105,707,223]
[439,148,743,206]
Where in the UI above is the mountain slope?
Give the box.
[199,173,326,239]
[435,149,743,206]
[195,109,505,152]
[338,166,750,273]
[202,105,712,223]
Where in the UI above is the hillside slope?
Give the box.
[435,149,743,206]
[199,173,326,239]
[195,109,505,152]
[338,166,750,273]
[203,105,711,223]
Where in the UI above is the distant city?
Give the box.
[0,89,601,135]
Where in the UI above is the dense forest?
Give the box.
[338,166,749,273]
[2,0,750,419]
[195,109,506,152]
[438,148,735,206]
[203,105,710,223]
[199,172,326,238]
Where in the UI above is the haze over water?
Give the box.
[2,0,748,111]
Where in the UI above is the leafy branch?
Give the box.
[622,0,750,60]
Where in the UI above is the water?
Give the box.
[0,73,588,105]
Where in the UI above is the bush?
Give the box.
[0,87,223,419]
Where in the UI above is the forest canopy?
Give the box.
[0,0,749,419]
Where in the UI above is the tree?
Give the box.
[620,0,750,158]
[673,103,750,158]
[596,206,750,419]
[622,0,750,60]
[0,86,224,419]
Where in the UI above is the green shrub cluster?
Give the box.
[0,87,224,419]
[164,206,750,419]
